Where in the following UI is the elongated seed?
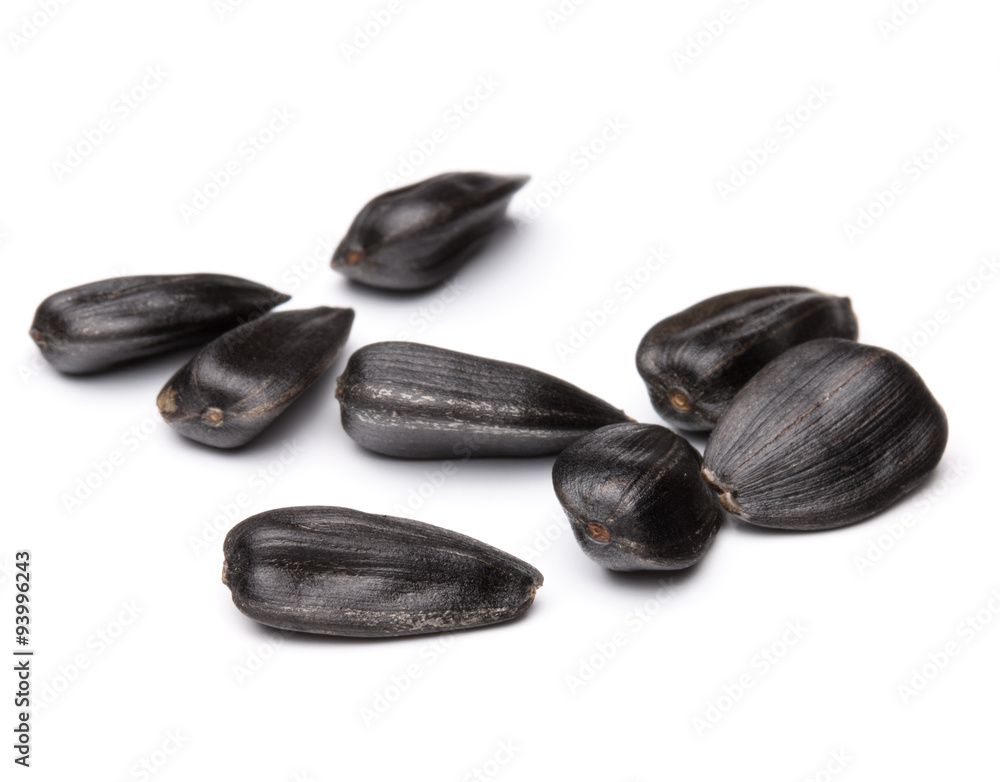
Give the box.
[29,274,290,374]
[335,341,631,458]
[331,172,529,291]
[636,287,858,430]
[222,506,543,637]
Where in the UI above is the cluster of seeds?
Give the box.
[29,172,948,638]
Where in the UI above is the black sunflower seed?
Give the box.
[331,172,529,290]
[553,423,724,571]
[636,287,858,430]
[222,506,543,638]
[702,338,948,530]
[29,274,290,374]
[335,341,631,458]
[158,307,354,448]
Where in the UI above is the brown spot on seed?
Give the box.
[203,407,225,427]
[157,386,178,415]
[668,389,691,411]
[344,250,364,266]
[701,467,746,517]
[587,522,611,542]
[718,491,743,516]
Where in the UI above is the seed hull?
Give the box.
[331,172,530,291]
[29,274,290,374]
[336,341,631,458]
[636,287,858,430]
[703,338,948,530]
[222,506,543,637]
[553,423,724,570]
[158,307,354,448]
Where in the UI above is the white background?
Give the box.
[3,1,998,779]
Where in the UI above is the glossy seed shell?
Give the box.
[331,172,529,291]
[553,423,724,570]
[702,338,948,530]
[336,341,631,458]
[636,287,858,430]
[29,274,290,374]
[222,506,543,638]
[158,307,354,448]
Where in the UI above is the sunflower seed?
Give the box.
[29,274,289,373]
[158,307,354,448]
[702,338,948,530]
[553,423,724,570]
[636,287,858,430]
[336,341,631,458]
[222,506,543,637]
[331,172,529,290]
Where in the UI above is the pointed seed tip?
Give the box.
[157,386,178,416]
[718,491,743,516]
[668,389,692,411]
[587,522,611,542]
[202,407,225,427]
